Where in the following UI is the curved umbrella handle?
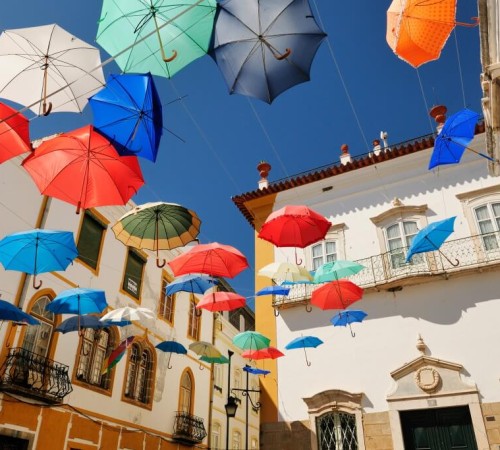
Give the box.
[303,347,311,366]
[32,276,42,290]
[167,353,173,370]
[455,17,479,27]
[438,249,459,267]
[349,324,356,338]
[156,258,166,268]
[76,202,82,215]
[274,48,291,60]
[42,102,53,116]
[162,49,177,62]
[305,302,312,313]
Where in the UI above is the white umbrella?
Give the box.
[100,306,155,324]
[258,262,313,283]
[0,24,105,116]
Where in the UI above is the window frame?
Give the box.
[159,274,176,325]
[307,223,346,272]
[178,368,195,414]
[187,294,201,341]
[120,248,147,302]
[122,341,155,409]
[75,209,109,275]
[473,202,500,250]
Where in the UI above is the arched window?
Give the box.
[385,221,423,268]
[232,430,242,450]
[474,202,500,250]
[317,411,358,450]
[22,294,54,357]
[212,422,221,449]
[179,370,193,413]
[124,343,154,405]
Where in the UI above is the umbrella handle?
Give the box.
[294,249,302,266]
[455,17,479,27]
[156,258,166,268]
[274,48,291,60]
[274,308,280,317]
[167,353,173,370]
[162,50,177,62]
[349,324,356,338]
[76,202,82,215]
[305,302,312,313]
[303,347,311,366]
[195,309,203,317]
[438,249,459,267]
[32,276,42,290]
[42,102,52,116]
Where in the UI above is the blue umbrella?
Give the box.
[330,310,367,337]
[406,217,458,266]
[428,109,494,169]
[89,73,163,162]
[0,299,39,325]
[166,274,218,296]
[0,229,78,289]
[156,340,188,369]
[56,315,130,333]
[46,288,108,315]
[243,366,271,376]
[285,335,323,366]
[255,286,290,296]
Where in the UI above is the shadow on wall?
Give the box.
[260,419,312,450]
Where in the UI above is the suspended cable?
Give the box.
[453,28,467,108]
[416,69,436,133]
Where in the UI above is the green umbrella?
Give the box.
[200,354,229,364]
[96,0,217,78]
[313,260,365,284]
[111,202,201,268]
[233,331,271,351]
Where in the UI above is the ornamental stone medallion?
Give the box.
[414,366,441,392]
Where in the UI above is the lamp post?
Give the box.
[224,350,235,450]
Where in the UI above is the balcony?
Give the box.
[0,347,73,403]
[172,411,207,445]
[273,232,500,309]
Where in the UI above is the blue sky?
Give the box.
[2,0,483,304]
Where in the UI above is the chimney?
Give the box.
[380,131,389,150]
[340,144,351,165]
[372,139,382,156]
[429,105,447,133]
[257,161,271,190]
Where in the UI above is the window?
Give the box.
[22,295,54,357]
[77,210,107,271]
[75,328,114,391]
[232,430,242,450]
[179,370,193,413]
[385,221,423,268]
[233,369,242,400]
[214,364,223,393]
[212,422,221,449]
[159,278,175,323]
[311,240,337,270]
[121,249,146,300]
[187,294,201,340]
[251,437,258,449]
[124,343,154,405]
[474,203,500,250]
[317,412,358,450]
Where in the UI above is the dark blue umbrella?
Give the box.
[166,274,218,296]
[56,315,131,333]
[428,109,494,169]
[0,229,78,289]
[255,285,290,296]
[243,366,271,376]
[285,335,323,366]
[156,340,188,369]
[46,288,108,315]
[89,73,163,162]
[330,310,367,337]
[406,217,458,266]
[0,299,39,325]
[210,0,327,103]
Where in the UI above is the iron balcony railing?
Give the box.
[273,231,500,308]
[172,411,207,444]
[0,347,73,403]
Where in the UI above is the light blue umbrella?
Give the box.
[285,335,323,366]
[166,274,218,296]
[0,299,39,325]
[406,217,458,266]
[255,286,290,296]
[156,340,188,369]
[330,310,367,337]
[0,229,78,289]
[313,261,365,283]
[46,288,108,315]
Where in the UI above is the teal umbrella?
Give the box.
[313,260,365,284]
[96,0,217,79]
[233,331,270,351]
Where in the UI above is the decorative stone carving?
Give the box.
[414,366,441,392]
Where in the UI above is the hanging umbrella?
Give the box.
[330,310,367,337]
[242,347,284,360]
[168,242,248,278]
[102,336,136,374]
[189,341,222,359]
[258,262,312,283]
[0,229,78,289]
[22,125,144,214]
[233,331,270,351]
[166,274,218,296]
[243,366,270,376]
[0,299,39,325]
[196,291,246,312]
[0,102,31,164]
[112,202,201,267]
[406,216,458,266]
[255,286,290,297]
[46,288,108,315]
[210,0,326,103]
[0,24,105,116]
[156,340,188,369]
[284,335,323,366]
[200,354,229,364]
[100,306,155,323]
[89,73,163,162]
[428,109,493,169]
[310,280,363,311]
[386,0,478,68]
[56,315,118,334]
[96,0,217,79]
[313,260,365,284]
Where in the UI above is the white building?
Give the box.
[233,110,500,449]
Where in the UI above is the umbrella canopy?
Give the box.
[166,274,218,296]
[196,291,246,312]
[313,260,365,284]
[200,354,229,364]
[22,125,144,214]
[330,309,367,337]
[284,335,323,366]
[258,262,312,283]
[255,285,290,297]
[156,340,188,354]
[0,299,39,325]
[428,109,490,169]
[0,24,105,116]
[168,242,249,278]
[0,102,31,164]
[242,346,284,360]
[233,331,270,351]
[46,288,108,315]
[100,306,155,323]
[189,341,222,358]
[310,280,363,310]
[112,202,201,267]
[96,0,217,79]
[243,366,270,376]
[56,315,110,334]
[89,73,163,162]
[406,216,457,264]
[211,0,326,103]
[0,229,78,289]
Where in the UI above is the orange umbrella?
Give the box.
[386,0,478,68]
[310,280,363,311]
[196,291,246,312]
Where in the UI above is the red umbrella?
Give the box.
[0,102,31,164]
[311,280,363,311]
[196,291,246,312]
[168,242,249,278]
[242,346,284,360]
[22,125,144,213]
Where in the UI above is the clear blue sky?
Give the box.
[2,1,483,304]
